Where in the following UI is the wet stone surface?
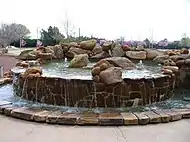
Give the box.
[14,74,175,108]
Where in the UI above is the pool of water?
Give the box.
[1,84,190,113]
[42,59,164,80]
[11,59,164,80]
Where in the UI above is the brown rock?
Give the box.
[111,45,125,57]
[69,42,79,47]
[163,59,176,66]
[102,41,113,51]
[180,48,189,54]
[184,59,190,66]
[65,47,92,58]
[91,67,101,76]
[21,67,42,78]
[163,66,179,73]
[92,75,100,83]
[145,49,163,59]
[52,45,64,59]
[80,39,96,50]
[126,51,147,60]
[99,62,109,71]
[153,55,170,64]
[69,54,89,68]
[0,78,12,85]
[92,44,103,55]
[176,60,185,68]
[162,69,173,75]
[90,51,110,59]
[94,57,136,70]
[170,55,186,62]
[99,67,122,85]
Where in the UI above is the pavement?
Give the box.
[0,115,190,142]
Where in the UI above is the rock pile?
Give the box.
[91,57,135,85]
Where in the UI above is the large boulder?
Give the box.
[69,42,79,48]
[92,44,103,55]
[112,45,125,57]
[153,55,170,64]
[145,49,163,59]
[169,55,186,62]
[65,47,92,58]
[80,39,96,50]
[99,67,122,85]
[69,54,89,68]
[35,47,55,60]
[94,57,136,70]
[16,49,37,60]
[102,41,113,51]
[90,51,110,59]
[51,45,64,59]
[126,51,147,60]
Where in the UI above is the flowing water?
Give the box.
[4,59,190,112]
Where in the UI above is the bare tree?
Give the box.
[0,23,30,47]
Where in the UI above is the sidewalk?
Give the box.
[0,115,189,142]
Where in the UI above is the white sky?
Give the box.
[0,0,190,41]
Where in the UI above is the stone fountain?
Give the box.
[0,39,190,126]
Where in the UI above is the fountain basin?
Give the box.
[14,73,175,108]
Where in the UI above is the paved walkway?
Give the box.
[0,115,190,142]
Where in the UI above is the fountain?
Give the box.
[0,40,190,125]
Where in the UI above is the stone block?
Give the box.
[163,110,182,121]
[98,113,123,126]
[56,113,80,125]
[4,105,20,116]
[11,107,42,121]
[172,109,190,118]
[121,113,138,125]
[77,113,98,125]
[33,110,52,122]
[133,112,149,125]
[153,110,171,123]
[46,111,62,124]
[143,111,161,123]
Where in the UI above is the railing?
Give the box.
[0,65,3,78]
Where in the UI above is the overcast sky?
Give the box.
[0,0,190,41]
